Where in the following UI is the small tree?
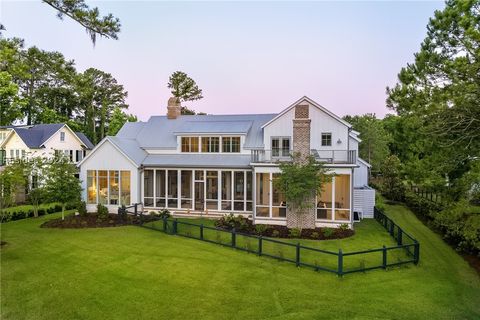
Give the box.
[380,155,405,201]
[44,156,82,220]
[274,155,330,229]
[25,157,46,218]
[0,159,29,211]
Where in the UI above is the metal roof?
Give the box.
[142,154,252,168]
[173,120,253,135]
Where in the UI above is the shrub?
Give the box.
[288,228,301,238]
[158,209,171,219]
[215,213,252,232]
[271,230,280,238]
[77,201,87,216]
[322,228,335,238]
[255,224,268,235]
[310,231,320,239]
[339,223,350,231]
[97,204,109,220]
[149,211,158,216]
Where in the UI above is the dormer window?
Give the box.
[321,133,332,146]
[181,137,199,152]
[60,132,65,142]
[222,137,240,153]
[201,137,220,153]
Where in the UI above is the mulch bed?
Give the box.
[41,213,158,229]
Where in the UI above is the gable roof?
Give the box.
[0,123,94,149]
[357,158,372,168]
[261,96,352,129]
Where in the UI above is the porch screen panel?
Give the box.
[334,175,350,221]
[167,170,178,207]
[98,170,108,205]
[246,172,253,211]
[181,170,192,209]
[255,173,269,217]
[272,173,286,218]
[316,179,333,220]
[206,171,218,210]
[234,171,244,211]
[109,171,119,205]
[155,170,166,207]
[120,171,131,206]
[144,170,154,207]
[221,171,232,210]
[87,170,97,204]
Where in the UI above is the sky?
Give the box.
[1,0,445,121]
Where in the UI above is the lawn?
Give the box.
[1,203,479,319]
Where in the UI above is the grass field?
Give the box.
[1,203,479,319]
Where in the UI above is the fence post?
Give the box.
[231,229,236,248]
[389,220,394,236]
[258,236,263,256]
[173,219,178,235]
[414,241,420,265]
[296,243,300,267]
[134,203,138,215]
[200,224,204,240]
[383,215,387,229]
[382,245,387,269]
[338,249,343,277]
[397,228,403,245]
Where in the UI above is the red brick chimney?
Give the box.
[167,97,181,119]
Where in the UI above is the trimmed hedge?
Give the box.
[1,203,77,223]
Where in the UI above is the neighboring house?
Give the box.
[0,123,94,166]
[79,96,375,228]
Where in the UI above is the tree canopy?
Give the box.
[167,71,204,115]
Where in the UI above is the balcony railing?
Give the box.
[251,149,357,164]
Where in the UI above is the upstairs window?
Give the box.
[222,137,240,153]
[272,137,290,157]
[321,133,332,146]
[60,132,65,142]
[181,137,199,152]
[201,137,220,153]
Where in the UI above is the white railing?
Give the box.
[251,149,357,164]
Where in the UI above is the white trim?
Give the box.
[77,137,139,168]
[357,158,372,168]
[41,124,87,149]
[261,96,352,129]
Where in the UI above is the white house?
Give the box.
[78,96,375,228]
[0,123,94,165]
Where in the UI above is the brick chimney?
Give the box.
[167,97,181,119]
[287,103,316,229]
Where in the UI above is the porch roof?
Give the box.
[142,154,252,168]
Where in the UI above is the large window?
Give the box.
[316,180,333,220]
[321,133,332,146]
[255,173,270,217]
[221,171,232,210]
[87,170,97,204]
[246,172,253,211]
[109,171,119,205]
[271,137,290,157]
[181,137,199,152]
[234,172,245,211]
[222,137,240,153]
[206,171,218,210]
[155,170,166,207]
[168,170,178,207]
[181,170,192,209]
[335,175,350,221]
[272,173,286,217]
[98,170,108,205]
[201,137,220,153]
[144,170,154,207]
[315,175,350,221]
[120,171,131,205]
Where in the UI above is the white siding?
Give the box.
[353,188,375,218]
[354,160,369,188]
[79,140,139,213]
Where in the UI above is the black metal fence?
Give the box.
[140,208,419,276]
[409,185,446,207]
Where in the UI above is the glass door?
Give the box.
[194,181,204,211]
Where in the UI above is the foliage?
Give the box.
[1,202,76,222]
[380,155,405,201]
[42,0,121,44]
[310,231,320,239]
[77,201,87,216]
[96,204,108,220]
[339,224,350,231]
[167,71,204,115]
[43,156,82,220]
[0,159,28,210]
[288,228,301,238]
[214,213,251,232]
[271,230,280,238]
[107,107,137,136]
[343,113,391,173]
[0,71,23,125]
[275,155,329,210]
[322,228,335,238]
[254,224,268,235]
[158,209,171,219]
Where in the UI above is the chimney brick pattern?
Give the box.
[167,97,181,119]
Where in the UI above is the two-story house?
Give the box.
[78,96,375,228]
[0,123,94,166]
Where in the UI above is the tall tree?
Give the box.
[343,114,391,173]
[167,71,203,115]
[0,71,23,125]
[107,107,137,136]
[386,0,480,196]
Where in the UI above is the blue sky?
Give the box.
[1,1,445,120]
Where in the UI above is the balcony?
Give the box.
[251,149,357,164]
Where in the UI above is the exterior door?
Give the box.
[195,182,204,211]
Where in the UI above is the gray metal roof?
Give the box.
[142,154,252,168]
[108,136,148,166]
[13,124,64,148]
[75,132,95,149]
[173,120,253,135]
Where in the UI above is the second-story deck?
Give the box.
[251,149,357,165]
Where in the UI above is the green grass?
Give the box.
[2,204,479,319]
